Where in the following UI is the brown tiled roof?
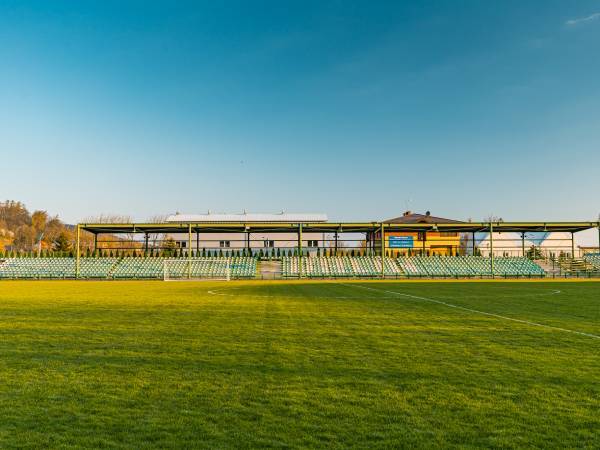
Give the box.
[384,212,464,224]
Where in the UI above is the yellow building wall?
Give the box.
[385,231,461,256]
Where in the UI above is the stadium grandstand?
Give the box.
[0,211,598,280]
[165,211,329,251]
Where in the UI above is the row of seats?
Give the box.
[282,256,402,277]
[80,258,119,278]
[584,254,600,270]
[0,257,76,278]
[0,256,547,279]
[0,257,256,279]
[397,256,545,277]
[282,256,545,278]
[114,257,256,279]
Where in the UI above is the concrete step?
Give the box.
[260,260,282,279]
[534,260,561,275]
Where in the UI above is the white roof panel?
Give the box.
[167,212,328,223]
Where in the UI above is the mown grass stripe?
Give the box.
[342,283,600,340]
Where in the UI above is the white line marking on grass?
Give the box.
[208,286,562,300]
[341,284,600,341]
[207,287,365,299]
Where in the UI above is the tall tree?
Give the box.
[31,210,49,235]
[53,231,72,252]
[0,201,31,230]
[13,224,36,251]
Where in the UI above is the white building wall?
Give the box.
[471,232,526,257]
[168,232,327,251]
[473,231,582,257]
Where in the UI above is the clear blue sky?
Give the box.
[2,0,600,223]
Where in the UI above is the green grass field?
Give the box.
[0,280,599,449]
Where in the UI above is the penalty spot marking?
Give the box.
[341,283,600,341]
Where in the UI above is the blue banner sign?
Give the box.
[389,236,414,248]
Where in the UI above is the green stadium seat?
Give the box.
[0,255,544,279]
[281,256,403,278]
[0,256,257,280]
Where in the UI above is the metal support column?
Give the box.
[94,233,98,254]
[521,232,525,257]
[334,231,338,256]
[188,224,192,279]
[422,231,426,255]
[571,232,575,259]
[371,231,375,256]
[298,223,303,278]
[144,233,149,254]
[472,232,476,256]
[380,223,385,278]
[196,230,200,255]
[75,224,80,279]
[490,223,495,277]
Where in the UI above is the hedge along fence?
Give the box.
[0,248,262,259]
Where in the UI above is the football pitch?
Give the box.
[0,280,599,449]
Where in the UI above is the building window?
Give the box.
[307,240,318,247]
[418,232,425,241]
[219,241,230,248]
[440,232,458,237]
[263,240,274,248]
[179,241,187,248]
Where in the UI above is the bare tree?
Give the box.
[146,214,169,249]
[80,214,135,252]
[484,214,503,223]
[82,214,133,224]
